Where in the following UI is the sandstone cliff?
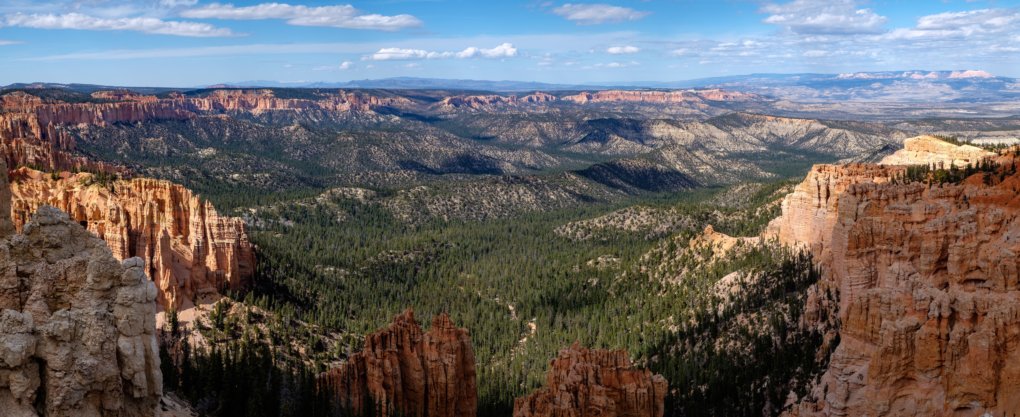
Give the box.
[513,343,667,417]
[7,168,253,310]
[0,161,162,416]
[769,139,1020,416]
[879,135,994,168]
[320,309,477,417]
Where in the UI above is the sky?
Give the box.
[0,0,1018,87]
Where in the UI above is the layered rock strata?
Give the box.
[8,168,253,310]
[771,139,1020,416]
[320,309,477,417]
[0,160,162,416]
[880,135,995,168]
[513,343,667,417]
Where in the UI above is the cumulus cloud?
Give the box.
[3,12,234,37]
[313,60,353,71]
[552,3,649,25]
[366,43,517,60]
[180,2,422,31]
[606,45,639,54]
[882,8,1020,41]
[762,0,887,35]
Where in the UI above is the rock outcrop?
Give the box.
[513,343,667,417]
[8,168,253,310]
[0,160,162,416]
[320,309,477,417]
[879,135,995,168]
[561,89,757,105]
[770,139,1020,416]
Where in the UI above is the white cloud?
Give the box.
[3,12,234,37]
[552,3,649,25]
[180,3,421,31]
[339,60,352,70]
[589,60,639,69]
[312,60,353,71]
[606,45,639,54]
[669,48,689,57]
[0,40,21,45]
[160,0,199,6]
[882,8,1020,41]
[762,0,887,35]
[367,43,518,60]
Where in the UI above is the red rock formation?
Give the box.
[513,343,667,417]
[320,309,477,417]
[0,157,163,417]
[0,89,410,172]
[770,143,1020,416]
[7,167,254,310]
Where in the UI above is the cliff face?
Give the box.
[0,161,162,416]
[0,89,409,172]
[320,309,477,417]
[7,168,253,310]
[561,89,757,104]
[513,343,667,417]
[880,135,995,168]
[771,139,1020,416]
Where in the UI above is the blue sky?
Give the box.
[0,0,1018,86]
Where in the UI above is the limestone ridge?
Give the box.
[768,137,1020,415]
[0,158,163,416]
[320,309,477,417]
[513,343,668,417]
[8,167,254,310]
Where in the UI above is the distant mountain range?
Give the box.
[5,70,1019,103]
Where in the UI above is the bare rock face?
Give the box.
[513,343,667,417]
[8,168,253,310]
[771,147,1020,415]
[320,309,477,417]
[880,135,994,167]
[0,162,162,416]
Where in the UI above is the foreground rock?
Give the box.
[0,163,162,416]
[513,343,667,417]
[770,138,1020,416]
[8,167,254,310]
[320,309,477,417]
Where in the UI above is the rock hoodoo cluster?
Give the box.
[320,309,477,417]
[513,343,668,417]
[0,160,162,416]
[7,167,254,310]
[770,137,1020,416]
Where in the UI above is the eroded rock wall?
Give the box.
[0,160,162,417]
[7,168,253,310]
[772,140,1020,416]
[513,343,667,417]
[320,309,477,417]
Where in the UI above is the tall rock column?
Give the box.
[513,343,668,417]
[320,309,477,417]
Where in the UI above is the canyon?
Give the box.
[766,136,1020,416]
[0,159,163,417]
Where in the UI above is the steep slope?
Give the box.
[0,161,162,416]
[513,344,667,417]
[7,168,253,310]
[768,137,1020,416]
[879,135,995,167]
[319,309,477,417]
